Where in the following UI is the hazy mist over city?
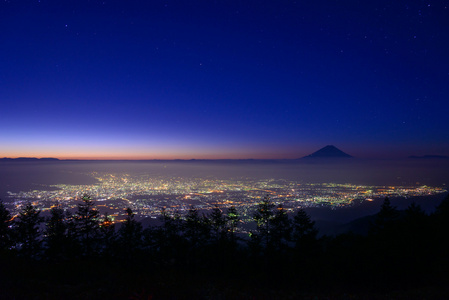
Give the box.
[2,159,448,188]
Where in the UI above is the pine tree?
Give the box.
[99,212,116,257]
[74,194,100,256]
[402,202,428,241]
[226,206,240,245]
[431,195,449,262]
[44,206,69,259]
[292,208,318,251]
[269,204,292,252]
[371,197,399,234]
[434,194,449,219]
[252,195,275,248]
[402,202,428,258]
[118,208,143,258]
[0,201,12,251]
[155,208,184,260]
[405,202,426,222]
[15,202,44,258]
[184,207,210,248]
[210,206,227,243]
[226,206,239,231]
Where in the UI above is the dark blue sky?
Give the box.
[1,0,448,159]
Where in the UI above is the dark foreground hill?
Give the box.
[1,194,449,299]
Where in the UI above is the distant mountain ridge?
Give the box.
[302,145,353,159]
[0,157,60,161]
[408,155,449,159]
[2,148,355,161]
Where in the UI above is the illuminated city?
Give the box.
[5,172,446,224]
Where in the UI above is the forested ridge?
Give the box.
[1,194,449,299]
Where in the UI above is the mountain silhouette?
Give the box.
[0,157,60,162]
[408,155,449,159]
[302,145,353,159]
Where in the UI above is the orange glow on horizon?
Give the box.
[1,142,311,160]
[2,151,304,160]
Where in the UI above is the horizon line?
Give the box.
[2,156,446,161]
[1,156,303,161]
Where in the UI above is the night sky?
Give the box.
[1,0,449,159]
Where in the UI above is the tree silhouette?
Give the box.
[118,208,143,258]
[184,207,210,249]
[74,194,100,256]
[432,194,449,244]
[404,202,426,223]
[292,208,318,252]
[269,204,292,252]
[0,201,12,251]
[3,188,449,297]
[155,208,185,262]
[210,206,227,243]
[434,194,449,219]
[399,202,430,278]
[14,202,44,258]
[226,205,240,245]
[252,195,275,248]
[99,212,116,257]
[371,197,399,234]
[402,201,428,243]
[431,194,449,270]
[44,205,70,259]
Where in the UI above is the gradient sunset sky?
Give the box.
[1,1,449,159]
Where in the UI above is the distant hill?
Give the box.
[302,145,353,159]
[39,157,60,161]
[0,157,60,161]
[408,155,449,159]
[15,157,40,161]
[314,215,375,237]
